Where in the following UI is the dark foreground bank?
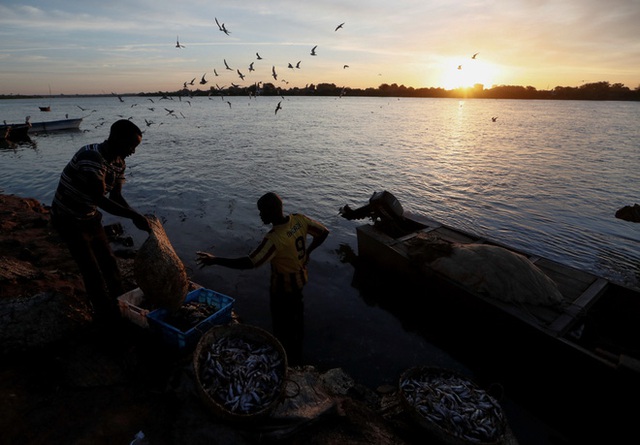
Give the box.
[1,193,525,445]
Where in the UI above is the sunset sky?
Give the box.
[1,0,639,95]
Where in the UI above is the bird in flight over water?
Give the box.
[310,45,317,56]
[472,52,479,59]
[256,52,263,60]
[200,73,208,85]
[272,66,278,80]
[275,101,282,115]
[335,22,345,31]
[224,59,233,70]
[248,62,255,72]
[237,69,245,80]
[176,36,185,48]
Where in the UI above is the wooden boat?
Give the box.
[343,191,640,374]
[341,191,640,441]
[27,117,82,133]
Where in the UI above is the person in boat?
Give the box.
[339,190,416,237]
[50,119,151,325]
[196,192,330,365]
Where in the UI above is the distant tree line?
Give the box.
[3,81,639,101]
[142,80,640,101]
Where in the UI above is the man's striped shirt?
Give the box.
[52,142,125,220]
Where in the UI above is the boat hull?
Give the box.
[28,118,82,133]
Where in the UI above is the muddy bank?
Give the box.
[1,193,520,445]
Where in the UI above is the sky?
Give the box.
[1,0,639,95]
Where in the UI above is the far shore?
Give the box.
[2,79,639,101]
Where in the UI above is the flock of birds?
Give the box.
[156,19,354,117]
[172,18,350,111]
[95,20,493,127]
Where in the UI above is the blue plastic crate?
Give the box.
[147,288,235,349]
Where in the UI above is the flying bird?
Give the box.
[491,116,498,122]
[215,18,231,35]
[335,22,345,31]
[237,69,245,80]
[457,65,462,70]
[213,69,219,76]
[288,63,294,69]
[176,36,185,48]
[200,73,208,85]
[248,62,255,72]
[472,52,479,59]
[343,65,349,69]
[272,66,278,80]
[165,108,175,116]
[310,45,317,56]
[295,61,301,69]
[275,101,282,115]
[256,52,263,60]
[224,59,233,70]
[189,77,196,85]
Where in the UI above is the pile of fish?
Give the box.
[164,301,219,332]
[400,369,505,444]
[198,334,285,415]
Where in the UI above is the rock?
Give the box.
[615,204,640,223]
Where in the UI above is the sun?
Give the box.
[439,58,499,90]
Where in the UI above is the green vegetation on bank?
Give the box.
[2,81,639,101]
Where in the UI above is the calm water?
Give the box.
[2,96,639,442]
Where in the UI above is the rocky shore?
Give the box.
[0,193,520,445]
